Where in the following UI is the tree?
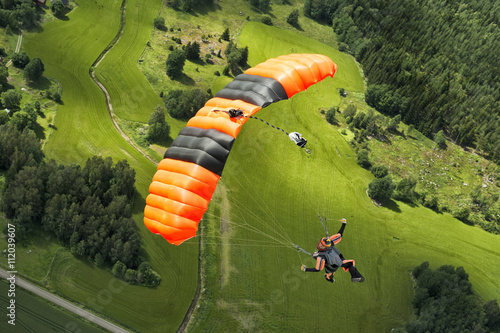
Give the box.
[453,206,471,222]
[11,52,30,69]
[164,88,207,119]
[221,28,230,41]
[325,107,336,124]
[343,103,357,121]
[423,195,439,211]
[393,176,418,203]
[484,300,500,330]
[147,105,170,143]
[1,89,22,110]
[153,16,166,30]
[125,269,138,283]
[434,130,447,149]
[368,176,394,202]
[407,263,488,332]
[24,57,45,82]
[0,65,8,87]
[112,261,127,278]
[0,110,8,125]
[261,16,272,26]
[165,49,186,79]
[185,41,200,61]
[51,0,65,17]
[357,149,371,169]
[287,9,299,26]
[387,114,401,133]
[10,110,31,131]
[371,165,389,178]
[406,124,415,137]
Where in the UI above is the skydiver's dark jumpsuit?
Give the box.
[304,223,364,282]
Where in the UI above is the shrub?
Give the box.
[371,165,389,178]
[368,176,394,202]
[325,107,336,124]
[357,149,371,169]
[154,17,166,30]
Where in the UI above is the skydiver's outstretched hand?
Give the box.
[301,265,306,272]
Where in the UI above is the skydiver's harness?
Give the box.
[314,247,344,270]
[213,109,309,150]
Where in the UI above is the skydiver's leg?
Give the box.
[324,266,337,283]
[341,260,365,282]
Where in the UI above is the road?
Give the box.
[0,269,129,333]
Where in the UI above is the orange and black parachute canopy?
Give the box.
[144,53,337,245]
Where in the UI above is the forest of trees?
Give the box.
[0,123,160,286]
[404,262,500,333]
[0,0,40,30]
[305,0,500,163]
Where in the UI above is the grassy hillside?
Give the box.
[1,0,498,332]
[182,21,500,333]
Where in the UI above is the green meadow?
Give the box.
[0,0,497,332]
[184,22,500,333]
[13,1,198,332]
[0,279,106,333]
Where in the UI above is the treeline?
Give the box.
[0,123,160,286]
[305,0,500,163]
[0,0,39,30]
[402,262,500,333]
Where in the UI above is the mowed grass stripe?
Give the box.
[23,1,198,332]
[95,0,163,123]
[186,22,500,332]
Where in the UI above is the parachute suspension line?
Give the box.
[226,167,297,246]
[247,115,289,136]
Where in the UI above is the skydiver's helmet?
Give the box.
[317,237,332,251]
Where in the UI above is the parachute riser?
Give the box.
[317,213,329,238]
[293,244,314,257]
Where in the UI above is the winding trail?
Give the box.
[5,28,22,67]
[90,0,158,166]
[90,2,202,332]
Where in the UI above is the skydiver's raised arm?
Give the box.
[337,221,346,236]
[328,219,347,244]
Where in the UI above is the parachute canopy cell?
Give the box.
[144,53,337,245]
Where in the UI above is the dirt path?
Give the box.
[0,269,129,333]
[5,28,22,67]
[89,0,158,166]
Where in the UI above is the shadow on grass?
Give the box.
[176,73,195,86]
[28,76,52,90]
[290,23,304,32]
[187,2,221,16]
[33,122,46,140]
[382,199,402,213]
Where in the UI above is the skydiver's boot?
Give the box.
[348,266,365,283]
[324,273,335,283]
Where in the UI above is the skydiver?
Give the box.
[300,219,365,283]
[289,132,307,148]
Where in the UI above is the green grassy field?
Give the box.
[183,22,500,332]
[0,279,107,333]
[1,0,498,332]
[11,1,199,332]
